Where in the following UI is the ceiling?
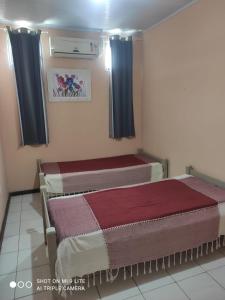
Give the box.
[0,0,197,32]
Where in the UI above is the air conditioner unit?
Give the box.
[50,36,99,59]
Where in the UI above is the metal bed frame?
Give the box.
[38,150,168,282]
[40,165,225,295]
[37,149,169,196]
[38,149,168,244]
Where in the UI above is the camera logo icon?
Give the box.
[10,281,33,289]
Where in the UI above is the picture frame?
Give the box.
[47,68,91,102]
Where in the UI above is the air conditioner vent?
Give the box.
[50,37,99,59]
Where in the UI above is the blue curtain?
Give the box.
[109,36,135,138]
[8,28,48,146]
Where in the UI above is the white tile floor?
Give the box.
[1,194,225,299]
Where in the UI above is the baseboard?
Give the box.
[0,195,11,252]
[10,188,40,196]
[0,188,40,251]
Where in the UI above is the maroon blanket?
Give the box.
[85,179,217,229]
[49,177,224,278]
[48,179,218,243]
[41,154,150,175]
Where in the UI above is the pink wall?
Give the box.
[142,0,225,180]
[0,29,142,192]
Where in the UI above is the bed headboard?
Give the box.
[137,149,169,178]
[185,165,225,189]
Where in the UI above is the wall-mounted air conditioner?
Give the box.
[50,36,99,59]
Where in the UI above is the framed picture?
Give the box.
[47,68,91,102]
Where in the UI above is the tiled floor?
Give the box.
[1,194,225,299]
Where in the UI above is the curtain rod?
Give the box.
[101,33,143,41]
[100,34,143,41]
[0,26,48,34]
[6,25,41,34]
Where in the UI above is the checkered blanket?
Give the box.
[47,175,225,280]
[41,154,163,193]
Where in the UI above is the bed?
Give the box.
[42,165,225,294]
[37,149,168,197]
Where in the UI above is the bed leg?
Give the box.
[46,227,57,299]
[39,172,45,186]
[40,186,47,245]
[46,227,57,279]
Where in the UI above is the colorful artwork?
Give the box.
[47,69,91,102]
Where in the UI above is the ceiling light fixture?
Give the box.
[93,0,105,3]
[107,28,139,36]
[14,20,33,28]
[108,28,122,35]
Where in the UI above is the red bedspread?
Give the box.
[85,179,217,229]
[41,154,148,174]
[49,177,221,278]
